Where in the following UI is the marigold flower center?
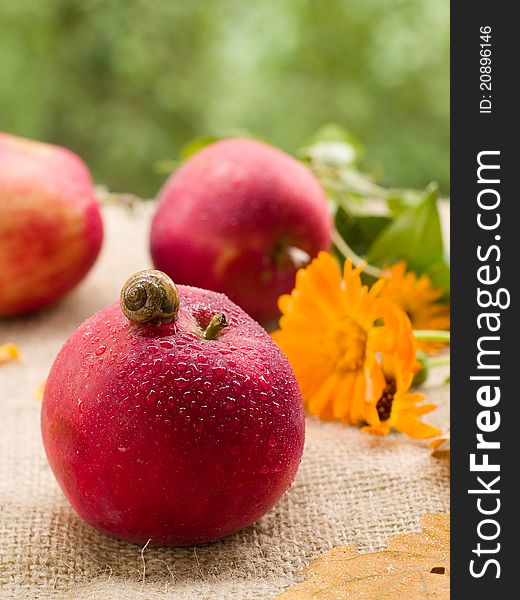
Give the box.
[330,316,367,372]
[376,377,397,422]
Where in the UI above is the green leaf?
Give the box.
[180,135,222,160]
[305,123,364,150]
[367,184,444,274]
[300,123,364,167]
[424,260,450,297]
[335,209,392,256]
[180,129,259,160]
[386,188,427,216]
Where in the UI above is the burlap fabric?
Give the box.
[0,204,450,599]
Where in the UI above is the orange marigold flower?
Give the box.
[362,314,441,439]
[379,261,450,355]
[272,252,434,437]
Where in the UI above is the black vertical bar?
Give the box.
[452,1,514,596]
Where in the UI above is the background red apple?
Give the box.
[41,271,305,546]
[0,133,103,316]
[150,138,331,323]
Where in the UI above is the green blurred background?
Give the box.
[0,0,449,198]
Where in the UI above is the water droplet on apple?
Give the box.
[259,376,270,391]
[268,433,277,447]
[212,366,226,377]
[174,377,189,389]
[146,390,158,403]
[95,345,106,356]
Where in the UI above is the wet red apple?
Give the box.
[41,270,305,546]
[150,138,331,322]
[0,132,103,316]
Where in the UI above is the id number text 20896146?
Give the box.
[480,26,492,114]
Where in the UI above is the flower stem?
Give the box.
[202,313,229,340]
[332,229,382,279]
[429,354,451,368]
[414,330,451,343]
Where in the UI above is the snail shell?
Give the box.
[120,269,180,324]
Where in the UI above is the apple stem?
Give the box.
[202,313,229,340]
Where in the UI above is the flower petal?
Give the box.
[394,413,441,439]
[308,373,339,417]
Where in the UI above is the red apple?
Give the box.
[41,270,305,546]
[150,138,331,322]
[0,133,103,316]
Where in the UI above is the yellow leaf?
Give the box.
[430,432,450,459]
[276,513,449,600]
[0,343,21,366]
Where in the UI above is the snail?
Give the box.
[120,269,180,324]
